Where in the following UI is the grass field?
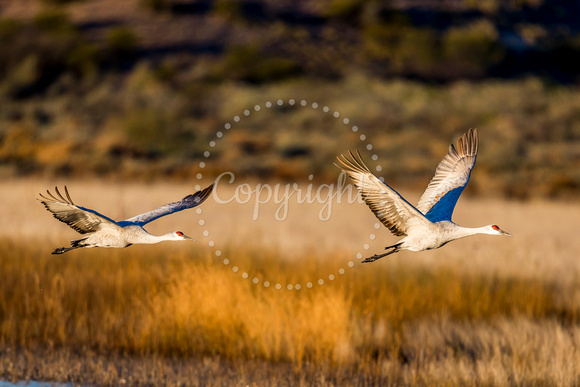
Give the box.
[1,179,580,385]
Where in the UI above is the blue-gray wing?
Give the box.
[124,184,214,226]
[416,129,478,222]
[39,186,121,234]
[336,151,432,237]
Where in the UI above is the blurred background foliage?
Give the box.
[0,0,579,199]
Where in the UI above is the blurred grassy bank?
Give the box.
[2,75,580,200]
[1,239,580,385]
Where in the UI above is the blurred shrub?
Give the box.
[39,0,85,4]
[212,0,244,22]
[363,18,439,78]
[33,9,77,36]
[0,12,98,97]
[216,45,301,83]
[105,27,139,64]
[442,20,504,78]
[324,0,365,22]
[139,0,171,12]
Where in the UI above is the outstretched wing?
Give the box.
[416,129,478,222]
[336,151,432,237]
[124,184,214,226]
[39,186,121,234]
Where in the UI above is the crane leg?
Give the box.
[362,243,402,263]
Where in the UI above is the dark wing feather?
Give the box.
[416,129,478,222]
[336,151,432,237]
[39,186,120,234]
[124,184,213,226]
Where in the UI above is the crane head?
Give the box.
[175,231,195,241]
[490,224,511,236]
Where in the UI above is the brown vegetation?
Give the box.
[0,179,579,385]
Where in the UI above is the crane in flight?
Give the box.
[39,184,213,254]
[336,129,510,263]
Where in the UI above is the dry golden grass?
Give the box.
[1,179,580,385]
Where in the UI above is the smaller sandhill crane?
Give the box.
[40,184,213,254]
[336,129,510,263]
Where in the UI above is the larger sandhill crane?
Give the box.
[40,184,213,254]
[337,129,510,263]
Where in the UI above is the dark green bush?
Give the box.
[442,20,504,78]
[105,27,139,63]
[217,45,302,83]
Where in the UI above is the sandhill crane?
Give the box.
[39,184,213,254]
[337,129,510,263]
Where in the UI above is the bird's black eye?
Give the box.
[176,231,183,236]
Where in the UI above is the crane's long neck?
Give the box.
[450,225,493,240]
[137,232,177,244]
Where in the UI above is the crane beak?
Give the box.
[183,234,196,241]
[499,229,511,236]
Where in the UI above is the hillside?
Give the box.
[0,0,579,198]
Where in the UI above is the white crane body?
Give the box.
[40,184,213,254]
[337,129,510,262]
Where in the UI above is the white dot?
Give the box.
[312,102,318,109]
[379,177,385,182]
[289,99,295,105]
[223,258,229,265]
[295,284,302,290]
[287,284,293,290]
[253,277,259,284]
[199,162,206,168]
[232,266,239,273]
[343,118,350,125]
[318,279,324,285]
[370,233,376,240]
[199,220,205,226]
[333,111,340,118]
[339,268,345,275]
[209,241,215,247]
[234,116,240,122]
[196,173,203,179]
[242,272,248,279]
[366,144,373,150]
[265,101,272,108]
[374,223,381,229]
[308,174,314,181]
[329,274,335,281]
[196,208,202,215]
[264,281,270,288]
[209,141,216,148]
[216,131,223,138]
[203,230,209,237]
[364,244,370,250]
[254,105,261,111]
[277,100,283,106]
[348,261,355,267]
[376,166,383,172]
[195,184,201,191]
[203,151,210,158]
[323,106,329,113]
[244,109,250,116]
[275,283,282,289]
[352,125,358,132]
[225,123,231,130]
[356,253,362,259]
[359,134,366,141]
[307,282,313,288]
[300,100,307,106]
[372,154,378,161]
